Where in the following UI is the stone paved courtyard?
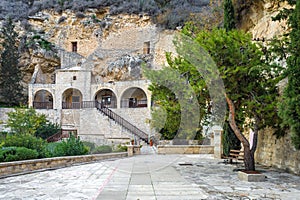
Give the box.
[0,152,299,200]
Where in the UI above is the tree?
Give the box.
[223,0,235,31]
[277,0,300,149]
[197,29,282,171]
[0,18,24,106]
[165,28,281,171]
[144,56,208,141]
[5,108,47,135]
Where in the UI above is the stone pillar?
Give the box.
[127,145,134,157]
[213,126,223,159]
[28,84,34,107]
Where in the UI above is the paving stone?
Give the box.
[0,153,299,199]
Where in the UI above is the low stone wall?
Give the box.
[0,152,127,178]
[157,145,214,154]
[255,128,300,175]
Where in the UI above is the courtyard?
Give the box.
[0,150,299,200]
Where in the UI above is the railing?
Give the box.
[62,101,97,109]
[33,102,53,109]
[46,130,62,142]
[46,129,77,142]
[121,99,147,108]
[96,102,154,144]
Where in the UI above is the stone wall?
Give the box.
[77,108,132,145]
[157,145,214,154]
[112,107,151,136]
[255,128,300,175]
[0,152,127,178]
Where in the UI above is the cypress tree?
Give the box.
[0,18,24,106]
[223,0,240,155]
[223,0,236,31]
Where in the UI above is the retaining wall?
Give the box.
[157,145,214,154]
[0,152,127,178]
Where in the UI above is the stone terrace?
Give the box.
[0,154,299,200]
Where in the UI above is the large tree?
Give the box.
[149,28,282,171]
[194,29,282,171]
[0,18,24,106]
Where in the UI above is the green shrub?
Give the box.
[0,147,39,162]
[92,145,112,154]
[35,122,61,140]
[3,134,46,158]
[113,144,127,152]
[43,142,61,158]
[82,141,96,153]
[45,135,89,157]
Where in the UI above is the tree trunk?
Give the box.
[225,94,256,171]
[243,144,255,171]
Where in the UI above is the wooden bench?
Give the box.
[225,149,244,164]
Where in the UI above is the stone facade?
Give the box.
[24,12,178,145]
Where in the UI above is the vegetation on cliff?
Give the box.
[0,0,219,29]
[275,0,300,149]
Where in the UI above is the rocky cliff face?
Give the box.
[1,1,291,96]
[235,0,290,40]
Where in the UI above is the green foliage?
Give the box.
[277,0,300,149]
[0,18,24,106]
[222,121,241,156]
[91,145,112,154]
[0,147,39,162]
[113,144,128,152]
[35,122,61,140]
[144,49,211,140]
[45,135,89,157]
[82,141,96,153]
[223,0,236,31]
[2,134,46,158]
[43,142,60,157]
[27,35,54,51]
[6,108,47,135]
[195,29,282,133]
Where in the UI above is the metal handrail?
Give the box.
[46,129,62,142]
[96,101,152,144]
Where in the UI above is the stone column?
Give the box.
[127,145,134,157]
[213,126,223,159]
[28,84,34,107]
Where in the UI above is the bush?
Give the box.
[35,122,60,140]
[0,147,39,162]
[82,141,96,153]
[45,135,89,157]
[3,134,46,158]
[92,145,112,154]
[113,144,127,152]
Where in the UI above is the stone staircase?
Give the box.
[96,102,158,145]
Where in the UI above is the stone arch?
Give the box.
[33,89,54,109]
[62,88,83,109]
[94,88,117,108]
[120,87,147,108]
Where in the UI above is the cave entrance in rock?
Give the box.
[95,89,117,108]
[121,87,147,108]
[62,88,82,109]
[33,89,53,109]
